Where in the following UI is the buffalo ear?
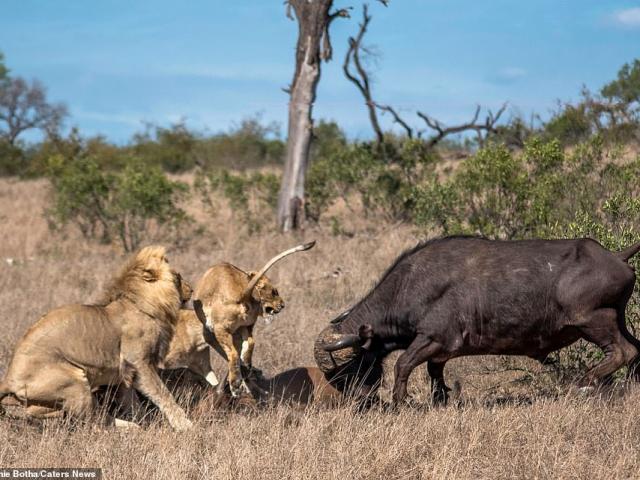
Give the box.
[142,268,159,282]
[359,324,374,339]
[359,324,374,350]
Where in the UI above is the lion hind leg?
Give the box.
[25,405,64,418]
[61,381,97,422]
[6,366,96,423]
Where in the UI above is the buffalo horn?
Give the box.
[323,334,362,352]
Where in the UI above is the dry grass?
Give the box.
[1,177,640,479]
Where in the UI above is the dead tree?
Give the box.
[418,103,507,148]
[277,0,349,232]
[343,4,384,143]
[343,4,506,150]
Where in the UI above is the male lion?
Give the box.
[193,241,315,396]
[0,245,194,431]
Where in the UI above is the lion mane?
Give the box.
[99,245,181,324]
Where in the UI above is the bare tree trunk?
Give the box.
[278,43,321,232]
[277,0,348,232]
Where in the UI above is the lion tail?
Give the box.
[241,241,316,301]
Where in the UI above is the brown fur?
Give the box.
[192,242,314,396]
[159,309,224,386]
[0,246,195,431]
[193,263,285,396]
[243,367,343,407]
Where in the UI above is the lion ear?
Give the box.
[142,268,159,282]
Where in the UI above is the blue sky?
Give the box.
[1,1,640,143]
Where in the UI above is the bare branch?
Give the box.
[418,106,482,148]
[322,7,351,61]
[475,102,508,146]
[374,103,413,138]
[284,0,294,20]
[417,103,508,148]
[343,4,385,143]
[329,7,351,23]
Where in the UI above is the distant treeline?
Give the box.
[1,59,639,177]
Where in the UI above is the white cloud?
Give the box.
[610,7,640,28]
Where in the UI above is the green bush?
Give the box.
[196,117,285,170]
[306,139,437,222]
[132,122,199,173]
[0,140,25,176]
[46,153,189,252]
[543,103,593,145]
[412,137,611,239]
[195,169,280,233]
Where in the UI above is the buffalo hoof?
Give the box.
[390,396,424,412]
[432,388,449,407]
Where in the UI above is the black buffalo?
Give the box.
[314,236,640,405]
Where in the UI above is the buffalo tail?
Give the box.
[617,241,640,262]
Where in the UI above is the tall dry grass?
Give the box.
[1,177,639,479]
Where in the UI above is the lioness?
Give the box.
[193,241,315,396]
[159,309,225,386]
[0,246,194,431]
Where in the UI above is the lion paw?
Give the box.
[172,417,194,432]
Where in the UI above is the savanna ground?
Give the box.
[1,176,640,480]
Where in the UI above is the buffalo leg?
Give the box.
[617,309,640,381]
[578,308,638,386]
[393,337,442,405]
[427,361,450,406]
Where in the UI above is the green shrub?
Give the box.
[196,117,285,170]
[46,153,189,252]
[0,140,25,176]
[412,137,609,239]
[196,169,280,233]
[306,139,437,222]
[543,103,593,145]
[132,122,199,173]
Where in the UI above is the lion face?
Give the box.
[252,274,285,319]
